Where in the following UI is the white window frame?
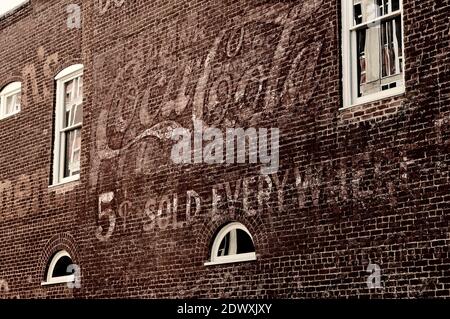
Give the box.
[341,0,405,108]
[52,64,84,186]
[204,222,257,266]
[0,0,29,19]
[0,82,21,120]
[41,250,75,286]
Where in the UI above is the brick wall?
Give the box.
[0,0,449,298]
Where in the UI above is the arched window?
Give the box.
[205,222,256,266]
[52,64,84,185]
[0,82,21,119]
[0,0,29,17]
[42,250,75,285]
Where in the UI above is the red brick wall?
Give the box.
[0,0,449,298]
[0,0,84,299]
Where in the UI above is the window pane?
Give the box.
[354,3,362,25]
[356,29,367,97]
[64,128,81,178]
[377,0,400,15]
[73,104,83,125]
[383,0,389,15]
[5,93,20,115]
[5,95,15,114]
[52,256,73,278]
[78,76,83,101]
[64,80,74,128]
[236,229,255,254]
[382,82,397,91]
[395,16,403,73]
[377,0,388,16]
[381,21,388,77]
[355,0,376,23]
[381,19,400,77]
[392,0,400,11]
[352,18,403,98]
[218,232,230,256]
[348,1,403,104]
[355,0,401,26]
[15,93,21,112]
[217,229,255,256]
[64,76,83,128]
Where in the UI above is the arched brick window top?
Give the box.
[54,64,84,81]
[0,81,21,120]
[205,222,256,266]
[41,250,75,286]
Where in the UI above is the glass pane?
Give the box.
[63,76,83,128]
[5,95,15,114]
[383,0,389,15]
[377,0,388,16]
[5,93,20,114]
[392,0,400,11]
[74,104,83,125]
[356,29,367,97]
[382,82,397,91]
[15,93,21,112]
[395,16,403,73]
[377,0,400,15]
[65,80,74,102]
[236,229,255,254]
[217,229,254,256]
[381,21,388,77]
[63,128,81,178]
[52,256,73,277]
[351,1,403,101]
[64,80,74,128]
[355,0,400,25]
[218,232,230,256]
[77,76,83,103]
[354,3,362,25]
[354,1,374,24]
[381,19,399,77]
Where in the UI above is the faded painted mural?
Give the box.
[90,1,325,236]
[0,0,449,299]
[89,0,449,243]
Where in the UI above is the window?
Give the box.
[0,82,21,119]
[205,222,256,266]
[0,0,29,17]
[52,64,83,185]
[342,0,404,107]
[42,250,75,285]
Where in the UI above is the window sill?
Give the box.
[0,111,20,121]
[341,87,405,110]
[48,176,80,192]
[41,276,75,286]
[204,253,257,266]
[0,0,30,20]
